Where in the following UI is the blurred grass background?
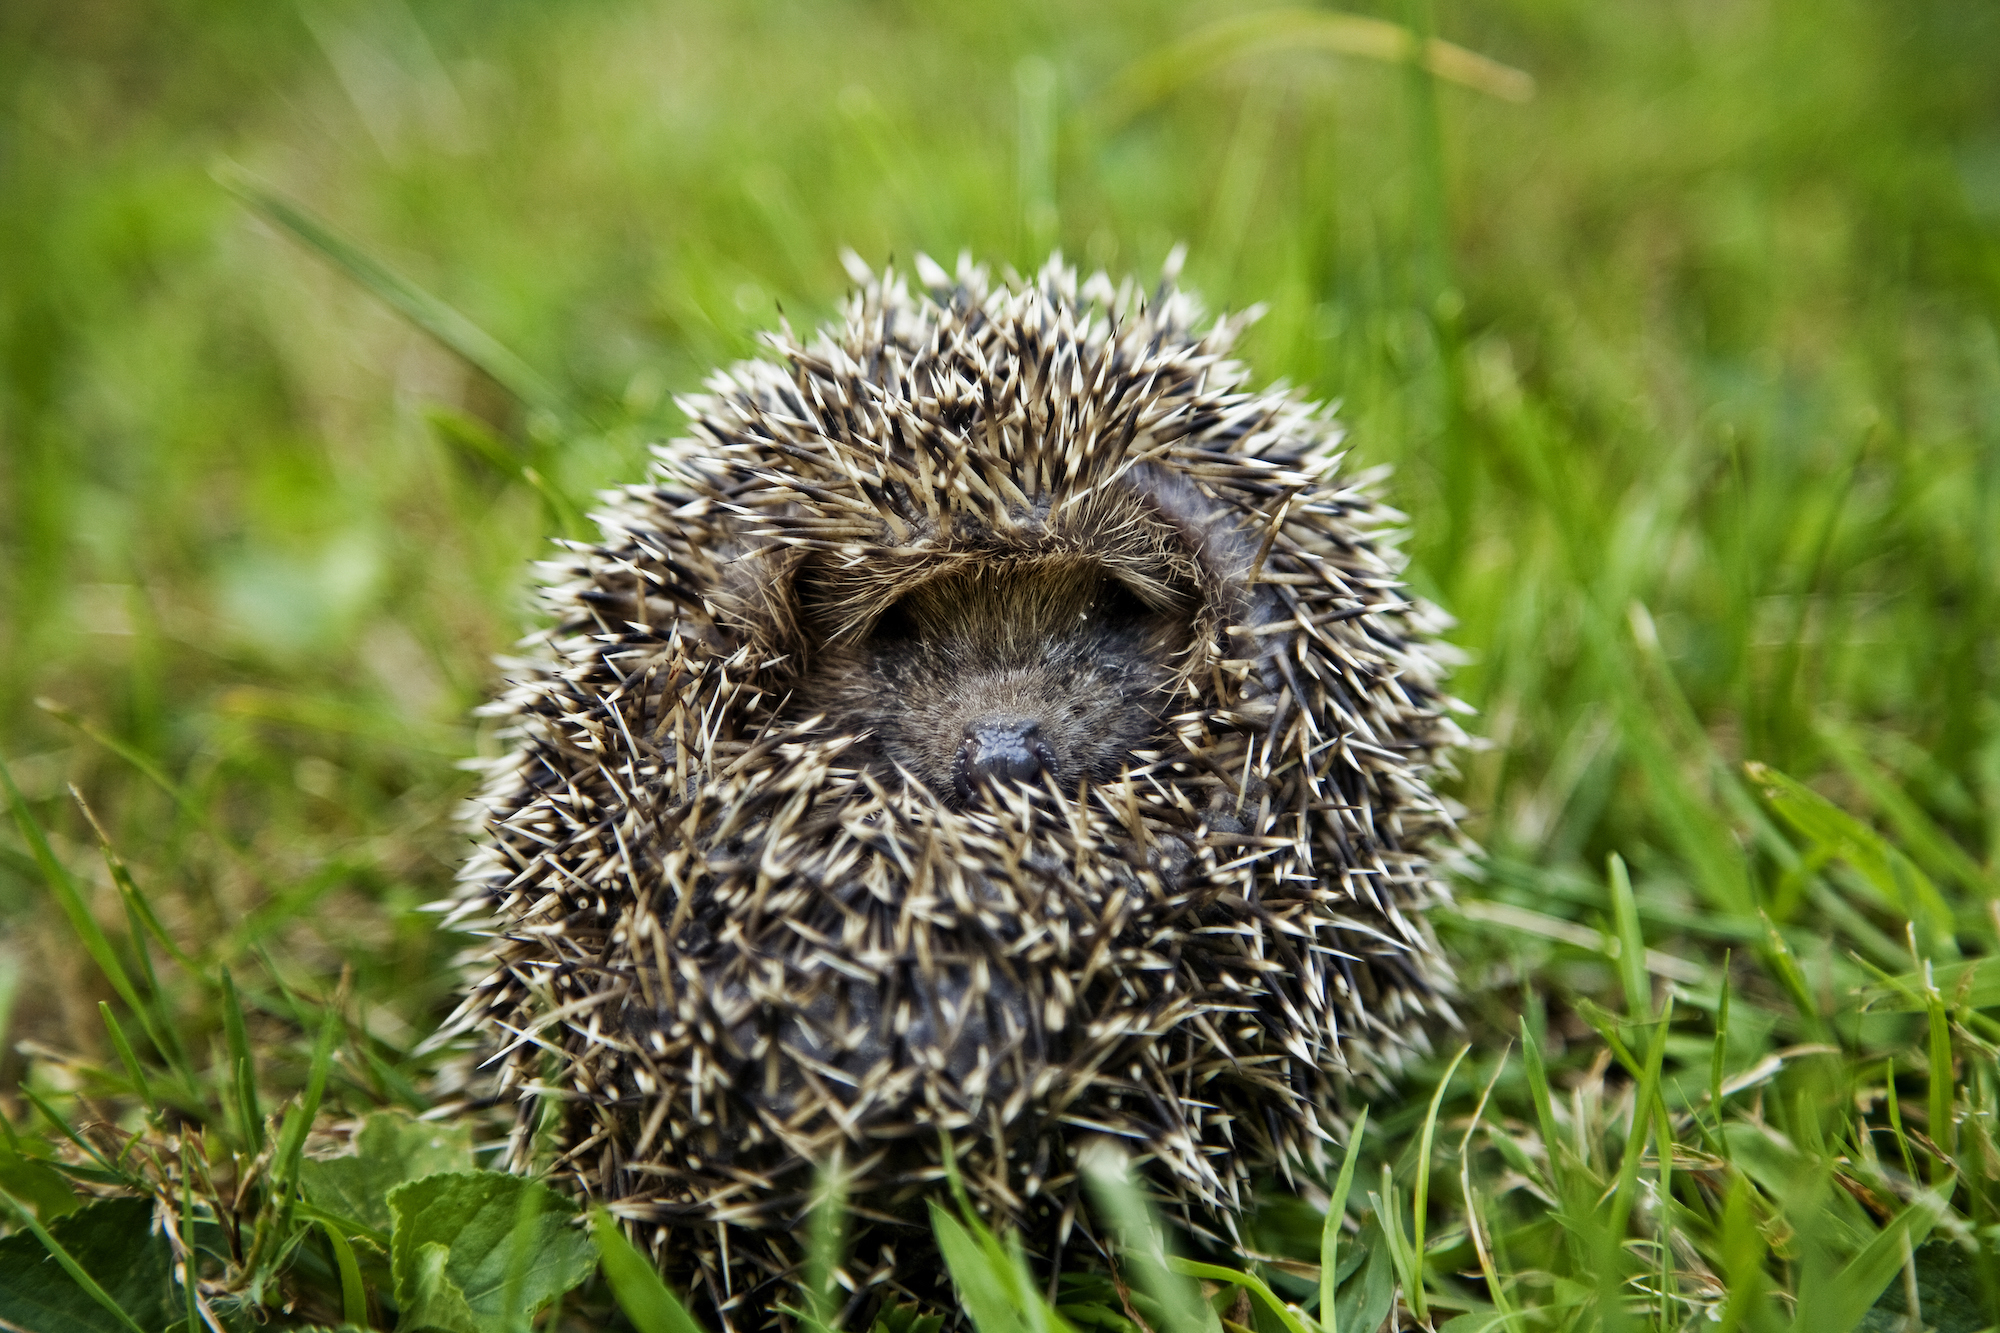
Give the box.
[4,0,2000,1325]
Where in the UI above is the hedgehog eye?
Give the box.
[1089,580,1151,629]
[869,599,919,644]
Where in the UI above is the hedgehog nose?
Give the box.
[960,718,1047,793]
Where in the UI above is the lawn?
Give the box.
[2,0,1998,1329]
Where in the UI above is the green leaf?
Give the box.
[401,1241,482,1333]
[387,1171,596,1333]
[590,1206,711,1333]
[322,1220,368,1328]
[302,1111,475,1235]
[0,1196,173,1333]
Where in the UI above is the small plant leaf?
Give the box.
[387,1171,597,1333]
[1857,1235,1987,1333]
[302,1111,475,1235]
[0,1196,173,1333]
[400,1241,482,1333]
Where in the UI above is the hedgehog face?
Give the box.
[794,552,1196,804]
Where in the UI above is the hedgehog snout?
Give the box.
[954,716,1056,802]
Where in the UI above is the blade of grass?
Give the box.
[1607,854,1652,1021]
[1409,1042,1473,1322]
[214,162,577,424]
[242,1002,337,1285]
[803,1159,848,1333]
[1364,1173,1417,1319]
[71,784,199,976]
[1746,760,1955,950]
[1080,1142,1217,1333]
[21,1084,131,1185]
[1519,1017,1564,1193]
[98,1002,158,1118]
[1924,965,1955,1181]
[427,407,588,540]
[1883,1058,1920,1185]
[1790,1178,1954,1332]
[1321,1106,1369,1330]
[290,1198,391,1253]
[113,877,198,1099]
[37,700,262,876]
[931,1203,1031,1333]
[1458,1050,1517,1328]
[1,751,151,1024]
[180,1149,206,1333]
[1819,721,1993,898]
[592,1206,711,1333]
[1572,997,1644,1078]
[320,1219,367,1329]
[1163,1260,1310,1333]
[1098,7,1534,126]
[220,968,264,1154]
[271,1002,339,1192]
[1758,911,1827,1041]
[1606,997,1674,1241]
[937,1126,977,1223]
[1709,963,1733,1115]
[1714,1174,1770,1333]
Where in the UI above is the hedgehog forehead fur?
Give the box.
[446,251,1468,1325]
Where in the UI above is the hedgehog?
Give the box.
[443,250,1466,1327]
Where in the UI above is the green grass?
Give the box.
[3,0,2000,1328]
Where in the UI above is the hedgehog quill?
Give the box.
[445,251,1467,1325]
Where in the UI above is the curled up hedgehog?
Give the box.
[443,250,1467,1325]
